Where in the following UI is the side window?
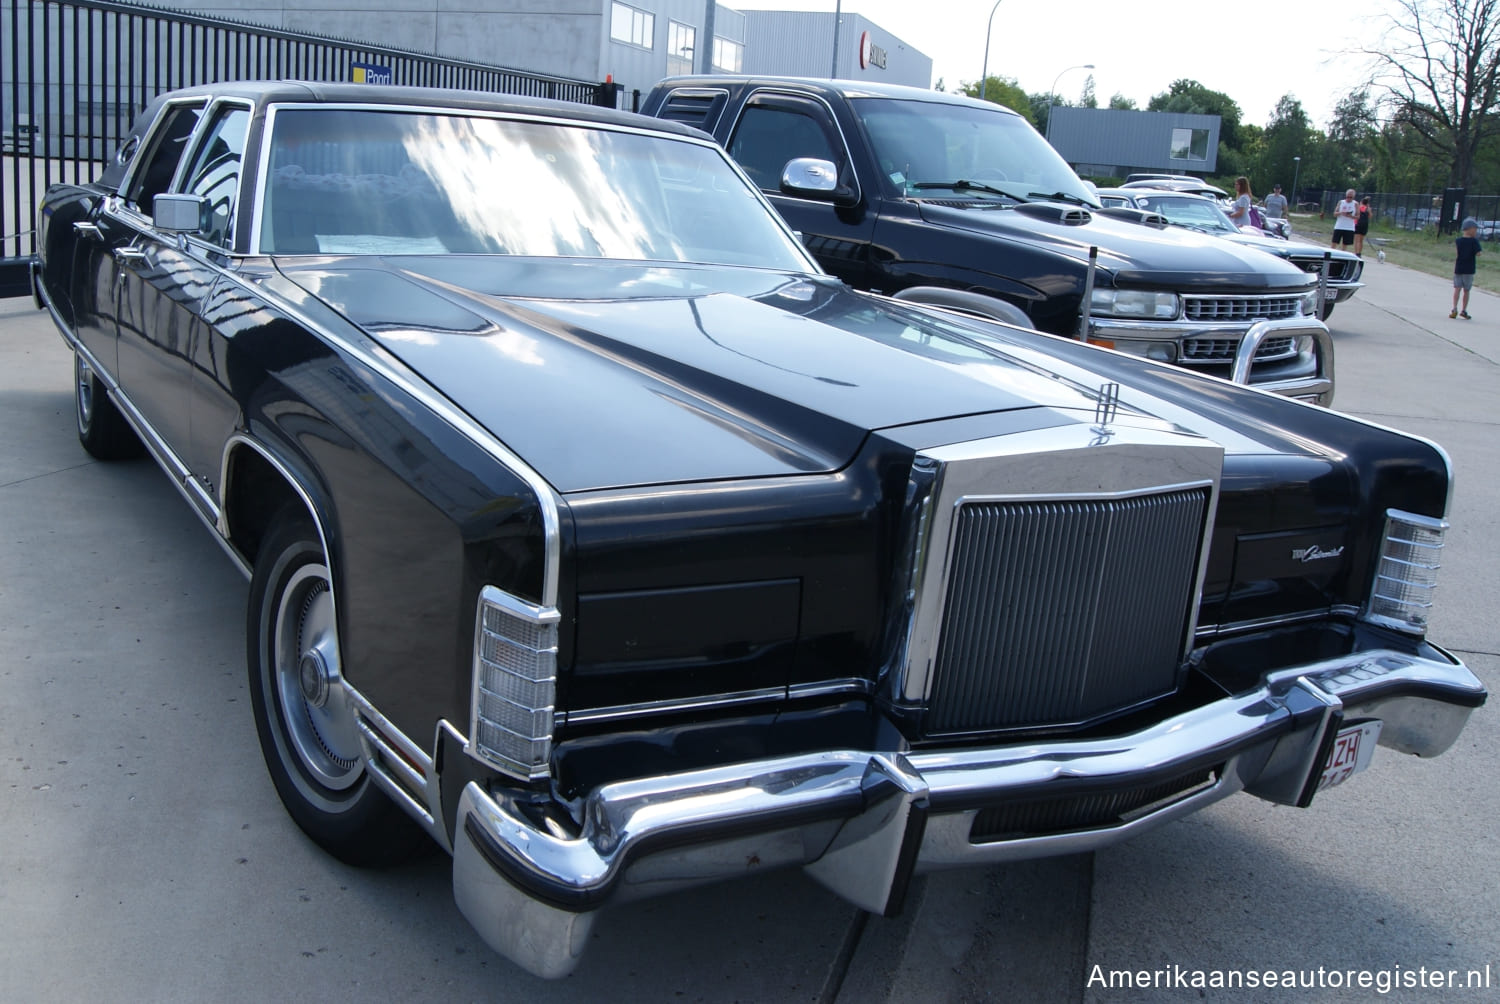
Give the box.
[727,100,839,191]
[123,104,204,211]
[177,105,251,248]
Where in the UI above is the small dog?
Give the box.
[1377,249,1386,263]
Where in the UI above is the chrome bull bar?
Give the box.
[452,644,1481,978]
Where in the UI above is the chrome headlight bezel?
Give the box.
[1299,289,1320,316]
[468,585,560,781]
[1362,509,1446,636]
[1090,288,1181,320]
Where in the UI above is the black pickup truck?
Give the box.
[641,77,1333,404]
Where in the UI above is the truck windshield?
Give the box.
[852,97,1098,208]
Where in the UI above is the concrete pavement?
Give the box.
[2,263,1496,1002]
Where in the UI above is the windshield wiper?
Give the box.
[910,179,1016,200]
[1027,190,1095,207]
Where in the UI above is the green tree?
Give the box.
[1080,74,1098,109]
[1147,79,1244,150]
[1257,94,1316,200]
[1361,0,1500,189]
[960,76,1035,123]
[1327,89,1380,189]
[1108,93,1137,110]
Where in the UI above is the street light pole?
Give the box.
[979,0,1003,102]
[829,0,842,79]
[1290,155,1302,212]
[1045,63,1093,144]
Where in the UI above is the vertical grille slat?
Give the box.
[926,487,1208,735]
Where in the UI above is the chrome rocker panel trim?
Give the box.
[453,644,1482,978]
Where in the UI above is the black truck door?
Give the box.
[724,92,876,288]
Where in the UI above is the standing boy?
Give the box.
[1451,217,1481,319]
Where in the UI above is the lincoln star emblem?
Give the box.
[1092,382,1121,443]
[1292,544,1345,562]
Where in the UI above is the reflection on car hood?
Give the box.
[277,257,1123,491]
[275,256,1333,493]
[916,202,1317,291]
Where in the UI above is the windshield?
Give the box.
[851,97,1098,207]
[1128,194,1239,234]
[258,108,814,270]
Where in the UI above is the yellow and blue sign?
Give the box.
[351,61,393,85]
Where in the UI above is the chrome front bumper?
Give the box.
[453,645,1482,978]
[1089,316,1335,406]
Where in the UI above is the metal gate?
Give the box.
[1,0,616,295]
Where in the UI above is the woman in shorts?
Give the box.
[1354,196,1371,256]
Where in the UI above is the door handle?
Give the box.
[111,246,146,263]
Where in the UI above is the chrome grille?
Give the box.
[1290,256,1356,282]
[1183,295,1301,322]
[1181,335,1297,362]
[925,487,1209,735]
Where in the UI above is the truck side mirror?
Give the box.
[781,158,858,207]
[152,193,209,234]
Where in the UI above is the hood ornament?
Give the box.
[1091,382,1120,441]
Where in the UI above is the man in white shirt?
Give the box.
[1332,189,1358,248]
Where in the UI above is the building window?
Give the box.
[611,2,654,48]
[668,20,696,75]
[712,37,743,73]
[1169,127,1209,162]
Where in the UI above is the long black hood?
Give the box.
[273,256,1415,497]
[916,201,1317,292]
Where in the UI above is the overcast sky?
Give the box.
[728,0,1405,131]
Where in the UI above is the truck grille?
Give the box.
[926,487,1209,735]
[1181,334,1297,362]
[1289,256,1358,282]
[1183,295,1302,322]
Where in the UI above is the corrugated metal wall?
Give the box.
[1049,107,1219,176]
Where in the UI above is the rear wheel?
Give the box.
[247,508,429,866]
[74,351,143,460]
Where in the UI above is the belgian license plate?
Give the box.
[1324,288,1339,300]
[1318,721,1382,791]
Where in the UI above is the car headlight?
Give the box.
[1090,288,1180,320]
[1299,289,1320,316]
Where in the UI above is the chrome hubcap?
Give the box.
[273,563,362,790]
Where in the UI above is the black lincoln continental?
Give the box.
[32,82,1485,978]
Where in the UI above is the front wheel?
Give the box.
[247,508,429,866]
[74,351,143,460]
[1320,301,1337,320]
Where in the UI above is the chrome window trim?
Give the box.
[247,101,820,274]
[559,679,874,727]
[113,95,209,209]
[726,87,863,207]
[890,424,1223,707]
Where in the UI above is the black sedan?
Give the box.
[32,82,1483,978]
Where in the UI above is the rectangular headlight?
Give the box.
[1364,510,1446,635]
[470,586,559,780]
[1091,288,1180,320]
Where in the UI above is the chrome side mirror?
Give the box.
[152,193,209,234]
[781,158,858,207]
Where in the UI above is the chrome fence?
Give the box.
[0,0,615,294]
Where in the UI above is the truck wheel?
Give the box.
[891,286,1036,329]
[1319,301,1336,320]
[247,508,429,866]
[75,352,143,460]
